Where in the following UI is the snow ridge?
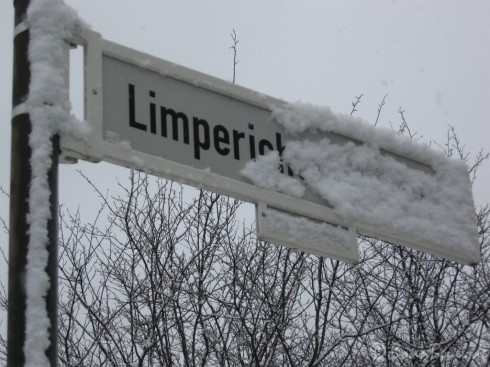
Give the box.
[25,0,89,365]
[243,102,479,263]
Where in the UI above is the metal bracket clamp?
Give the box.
[12,103,28,119]
[14,20,29,38]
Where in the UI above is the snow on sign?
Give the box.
[61,29,480,265]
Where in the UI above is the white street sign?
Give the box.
[61,29,480,265]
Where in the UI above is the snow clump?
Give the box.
[25,0,90,365]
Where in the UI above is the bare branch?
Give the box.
[350,93,364,115]
[230,29,239,84]
[397,107,422,140]
[374,94,388,127]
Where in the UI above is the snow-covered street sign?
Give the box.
[62,29,480,265]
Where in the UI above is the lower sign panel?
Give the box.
[256,203,358,263]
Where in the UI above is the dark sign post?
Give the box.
[9,0,58,365]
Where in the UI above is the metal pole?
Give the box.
[9,0,59,365]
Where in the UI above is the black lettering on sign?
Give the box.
[161,107,190,144]
[248,123,256,160]
[128,84,147,131]
[233,130,245,160]
[214,125,230,156]
[126,83,296,177]
[149,90,156,134]
[193,117,210,160]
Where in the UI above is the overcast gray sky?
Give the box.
[1,0,489,279]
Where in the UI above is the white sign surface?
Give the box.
[61,30,480,265]
[103,55,291,189]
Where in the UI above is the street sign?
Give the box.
[61,29,480,265]
[256,203,358,263]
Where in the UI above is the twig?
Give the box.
[350,94,364,115]
[230,29,239,84]
[397,107,420,140]
[374,94,388,127]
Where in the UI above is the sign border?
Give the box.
[62,30,358,261]
[61,29,480,265]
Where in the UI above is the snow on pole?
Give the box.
[23,0,89,365]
